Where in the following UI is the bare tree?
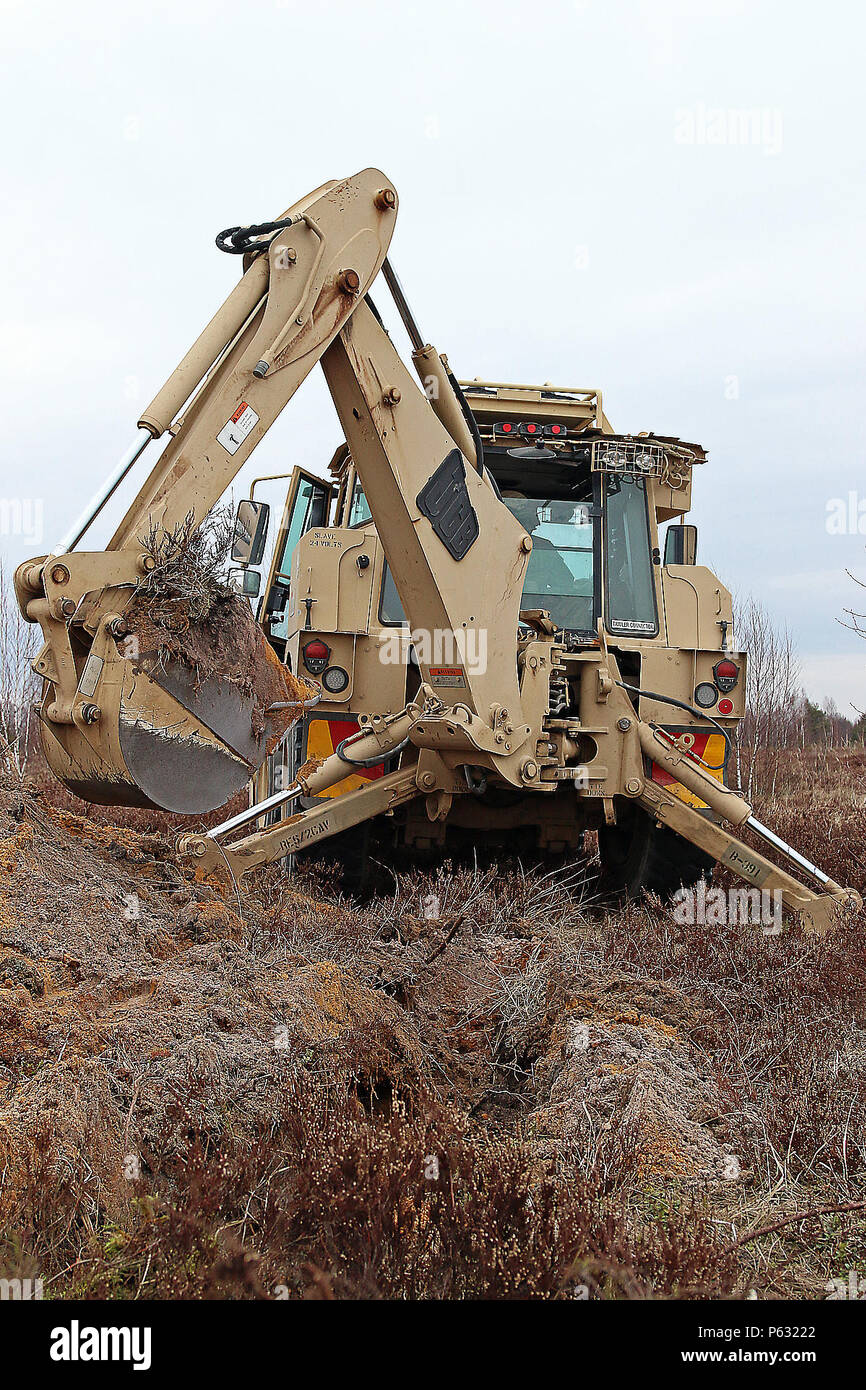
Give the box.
[734,594,800,799]
[0,563,39,775]
[839,563,866,641]
[838,557,865,723]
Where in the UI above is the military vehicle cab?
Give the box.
[233,380,746,892]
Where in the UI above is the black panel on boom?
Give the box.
[416,449,479,560]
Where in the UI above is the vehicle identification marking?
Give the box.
[278,817,331,854]
[429,666,467,688]
[217,402,259,455]
[78,653,103,699]
[721,844,769,885]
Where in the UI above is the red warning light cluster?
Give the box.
[302,639,331,674]
[713,659,739,693]
[494,421,569,438]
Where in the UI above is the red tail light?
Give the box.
[520,421,540,436]
[302,639,331,674]
[494,421,515,434]
[713,659,739,692]
[544,423,568,437]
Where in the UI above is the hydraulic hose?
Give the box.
[216,217,296,256]
[616,680,732,772]
[335,734,411,768]
[446,368,486,478]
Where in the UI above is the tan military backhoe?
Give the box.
[15,169,860,930]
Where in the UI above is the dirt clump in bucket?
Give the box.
[123,509,314,745]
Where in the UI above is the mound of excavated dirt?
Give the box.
[0,774,422,1223]
[530,1005,738,1180]
[0,769,753,1230]
[418,935,752,1184]
[513,971,745,1180]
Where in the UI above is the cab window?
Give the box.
[505,497,595,632]
[348,480,372,528]
[268,476,329,642]
[603,475,657,635]
[380,562,407,625]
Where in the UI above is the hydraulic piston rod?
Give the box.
[381,257,425,351]
[204,780,304,841]
[381,258,478,468]
[179,707,418,854]
[52,427,153,555]
[746,816,831,887]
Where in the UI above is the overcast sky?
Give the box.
[1,0,863,711]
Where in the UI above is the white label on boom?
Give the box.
[217,402,259,455]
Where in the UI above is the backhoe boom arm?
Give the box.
[14,168,532,814]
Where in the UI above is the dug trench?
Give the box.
[1,758,865,1299]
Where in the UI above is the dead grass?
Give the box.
[1,747,865,1298]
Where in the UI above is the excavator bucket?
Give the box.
[30,587,309,815]
[116,624,305,814]
[117,669,267,813]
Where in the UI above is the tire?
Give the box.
[598,799,714,903]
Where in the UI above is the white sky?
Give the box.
[1,0,863,712]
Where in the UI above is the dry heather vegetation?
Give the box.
[0,746,865,1300]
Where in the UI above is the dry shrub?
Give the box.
[595,896,866,1184]
[0,562,39,777]
[136,508,236,624]
[3,740,866,1301]
[4,1078,738,1301]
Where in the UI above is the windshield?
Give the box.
[505,497,595,631]
[604,475,657,635]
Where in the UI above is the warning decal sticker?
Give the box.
[217,402,259,455]
[429,666,467,688]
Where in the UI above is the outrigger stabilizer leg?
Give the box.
[633,716,861,932]
[177,704,424,876]
[180,680,861,934]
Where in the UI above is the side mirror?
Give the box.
[664,523,698,566]
[231,499,270,566]
[230,567,261,598]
